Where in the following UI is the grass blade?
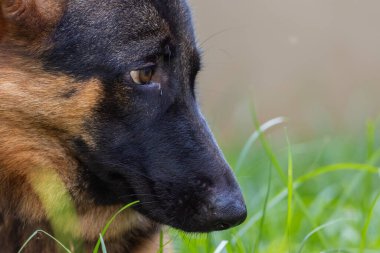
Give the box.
[366,120,376,159]
[298,218,348,253]
[253,164,272,253]
[235,117,286,172]
[93,201,139,253]
[18,229,71,253]
[99,234,107,253]
[252,113,287,183]
[359,191,380,253]
[285,132,293,252]
[296,163,379,184]
[214,240,228,253]
[158,229,164,253]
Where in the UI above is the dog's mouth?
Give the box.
[114,168,247,233]
[135,192,247,232]
[88,161,247,233]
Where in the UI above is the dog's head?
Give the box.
[0,0,246,232]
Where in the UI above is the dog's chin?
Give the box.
[134,206,245,233]
[129,192,247,233]
[132,205,215,233]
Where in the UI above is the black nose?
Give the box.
[207,190,247,231]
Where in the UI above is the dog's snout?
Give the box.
[206,190,247,231]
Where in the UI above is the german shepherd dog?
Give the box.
[0,0,247,252]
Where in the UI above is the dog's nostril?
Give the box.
[215,222,229,230]
[211,210,246,231]
[206,190,247,231]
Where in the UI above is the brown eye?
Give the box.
[130,66,155,85]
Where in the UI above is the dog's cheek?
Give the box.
[0,62,103,147]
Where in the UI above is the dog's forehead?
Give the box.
[45,0,198,79]
[64,0,195,46]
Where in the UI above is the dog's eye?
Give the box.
[130,66,155,85]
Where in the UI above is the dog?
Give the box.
[0,0,247,252]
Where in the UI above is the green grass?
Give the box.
[172,117,380,253]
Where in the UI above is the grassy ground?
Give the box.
[171,117,380,253]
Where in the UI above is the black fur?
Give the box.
[43,0,246,233]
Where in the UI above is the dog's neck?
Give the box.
[0,120,160,252]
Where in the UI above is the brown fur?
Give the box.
[0,1,165,252]
[0,0,65,53]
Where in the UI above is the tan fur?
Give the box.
[0,0,65,52]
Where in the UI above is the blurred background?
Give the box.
[176,2,380,252]
[188,0,380,146]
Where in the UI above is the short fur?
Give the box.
[0,0,246,252]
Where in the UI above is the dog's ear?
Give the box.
[0,0,65,41]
